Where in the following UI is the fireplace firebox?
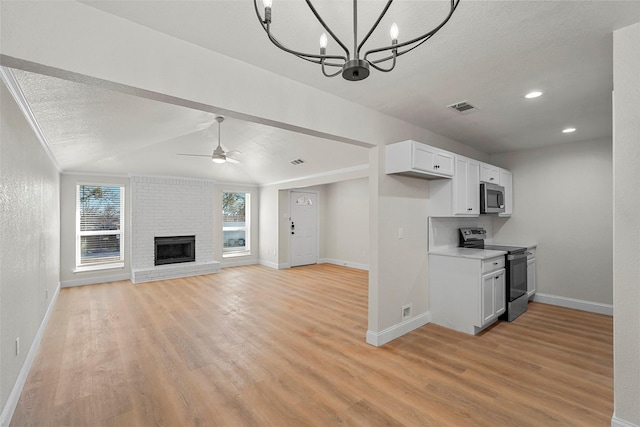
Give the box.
[154,235,195,266]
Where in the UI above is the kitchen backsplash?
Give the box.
[428,216,494,251]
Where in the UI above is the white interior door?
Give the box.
[290,191,318,267]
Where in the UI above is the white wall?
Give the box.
[367,146,430,345]
[613,21,640,427]
[321,178,369,269]
[490,139,613,306]
[59,173,131,287]
[0,77,60,424]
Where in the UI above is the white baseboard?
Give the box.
[319,258,369,271]
[259,259,279,269]
[612,414,639,427]
[0,282,61,427]
[366,311,431,347]
[533,293,613,316]
[61,272,131,288]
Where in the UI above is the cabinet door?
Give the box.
[454,157,469,215]
[499,169,513,216]
[434,152,454,177]
[480,164,500,183]
[481,273,495,325]
[412,144,436,173]
[527,258,536,298]
[494,269,506,316]
[453,157,479,216]
[466,160,480,214]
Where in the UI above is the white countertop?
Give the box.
[486,240,537,249]
[428,247,507,260]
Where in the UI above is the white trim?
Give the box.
[366,311,431,347]
[264,164,369,187]
[222,258,259,268]
[74,262,125,273]
[61,273,131,288]
[533,293,613,316]
[0,282,61,427]
[319,258,369,271]
[0,66,61,172]
[611,414,639,427]
[258,260,291,270]
[259,259,280,269]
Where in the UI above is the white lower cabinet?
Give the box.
[526,247,536,299]
[429,253,506,335]
[481,269,506,324]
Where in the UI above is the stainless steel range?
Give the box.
[459,227,528,321]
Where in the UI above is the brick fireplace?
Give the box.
[131,176,220,283]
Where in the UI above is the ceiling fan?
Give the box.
[178,116,240,164]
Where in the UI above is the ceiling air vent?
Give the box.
[290,158,305,165]
[448,100,478,114]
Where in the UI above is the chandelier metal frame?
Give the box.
[254,0,461,81]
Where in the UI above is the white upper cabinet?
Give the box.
[498,168,513,217]
[480,163,500,184]
[386,140,454,179]
[453,156,480,216]
[428,155,479,217]
[386,140,513,218]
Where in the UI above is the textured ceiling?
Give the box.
[9,1,640,184]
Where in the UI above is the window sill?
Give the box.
[223,252,251,259]
[74,262,125,273]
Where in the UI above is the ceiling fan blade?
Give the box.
[225,150,241,156]
[226,157,240,164]
[177,153,211,158]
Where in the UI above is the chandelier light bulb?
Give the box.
[262,0,272,8]
[390,22,399,41]
[319,33,328,49]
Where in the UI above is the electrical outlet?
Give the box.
[398,227,404,239]
[401,304,412,320]
[16,337,19,356]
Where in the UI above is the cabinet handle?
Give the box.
[493,262,498,265]
[467,208,472,211]
[490,177,494,181]
[495,276,500,279]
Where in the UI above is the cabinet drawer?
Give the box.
[482,257,505,273]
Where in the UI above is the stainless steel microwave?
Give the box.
[480,182,505,214]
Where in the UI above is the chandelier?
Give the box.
[254,0,461,81]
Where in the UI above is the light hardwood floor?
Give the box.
[11,264,613,426]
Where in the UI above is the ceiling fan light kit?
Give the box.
[254,0,461,81]
[177,116,240,164]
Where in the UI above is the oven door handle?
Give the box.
[507,253,528,261]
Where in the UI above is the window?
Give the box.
[76,184,124,269]
[222,192,250,256]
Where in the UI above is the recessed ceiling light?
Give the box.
[562,127,576,133]
[525,91,543,99]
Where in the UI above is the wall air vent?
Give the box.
[448,100,478,114]
[290,158,305,165]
